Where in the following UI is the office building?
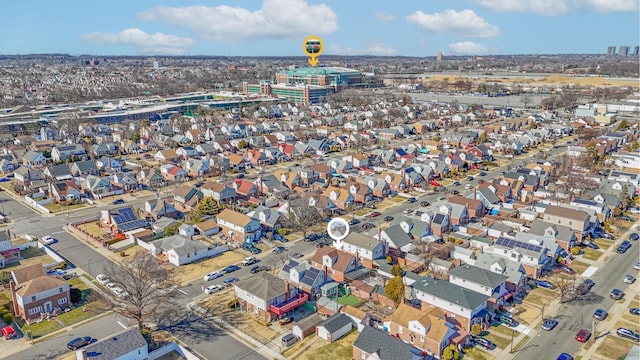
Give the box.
[633,46,639,56]
[607,46,616,56]
[619,46,630,56]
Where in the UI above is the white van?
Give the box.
[465,184,473,190]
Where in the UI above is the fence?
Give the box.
[23,196,51,214]
[147,341,204,360]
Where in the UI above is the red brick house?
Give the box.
[10,264,70,321]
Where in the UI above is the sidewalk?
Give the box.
[188,302,285,360]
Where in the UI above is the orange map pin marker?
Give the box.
[303,36,324,67]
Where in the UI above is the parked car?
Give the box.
[473,337,494,349]
[575,329,591,343]
[624,274,636,284]
[451,190,460,195]
[288,252,303,259]
[542,318,558,331]
[362,222,375,230]
[204,284,224,294]
[67,336,96,350]
[452,181,461,186]
[621,215,634,222]
[635,262,640,270]
[557,353,574,360]
[479,171,487,176]
[617,327,640,342]
[315,241,327,248]
[369,211,382,218]
[536,280,555,289]
[241,256,257,266]
[112,199,125,205]
[250,265,269,274]
[617,240,632,254]
[630,308,640,316]
[222,265,240,274]
[305,233,320,242]
[278,317,293,325]
[499,315,515,326]
[273,246,286,254]
[467,176,474,181]
[95,274,110,285]
[420,200,430,206]
[349,219,360,225]
[223,277,239,286]
[407,197,417,203]
[593,308,608,321]
[41,235,57,245]
[630,232,639,241]
[2,325,16,339]
[611,288,625,300]
[585,242,599,249]
[203,271,223,281]
[383,215,394,221]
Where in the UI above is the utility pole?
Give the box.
[510,327,515,353]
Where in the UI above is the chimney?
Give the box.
[9,281,19,316]
[76,349,88,360]
[285,281,290,301]
[323,265,328,281]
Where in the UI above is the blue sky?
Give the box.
[1,0,638,56]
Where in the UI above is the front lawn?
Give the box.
[57,302,103,326]
[27,320,62,339]
[484,333,511,349]
[462,347,493,360]
[337,295,360,306]
[595,335,635,359]
[569,260,590,274]
[491,324,519,337]
[581,248,602,261]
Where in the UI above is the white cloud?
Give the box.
[474,0,569,15]
[474,0,637,15]
[138,0,338,42]
[80,28,194,54]
[328,42,397,56]
[578,0,639,13]
[448,41,492,55]
[406,9,499,38]
[374,11,395,22]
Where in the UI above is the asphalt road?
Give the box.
[514,235,640,360]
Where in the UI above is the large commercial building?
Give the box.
[607,46,616,56]
[243,66,377,104]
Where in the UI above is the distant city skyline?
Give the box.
[2,0,638,57]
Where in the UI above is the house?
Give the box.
[216,208,261,244]
[384,303,456,358]
[380,225,413,260]
[247,206,285,231]
[76,326,148,360]
[279,259,327,297]
[488,237,550,279]
[10,264,70,320]
[340,305,371,332]
[0,230,20,268]
[51,144,87,162]
[448,264,509,309]
[154,149,180,163]
[141,198,180,221]
[292,313,324,340]
[233,179,258,199]
[341,232,385,269]
[234,271,307,323]
[111,173,138,192]
[412,276,489,331]
[160,164,188,182]
[137,168,166,189]
[447,196,485,219]
[22,151,47,167]
[474,253,527,294]
[353,326,423,360]
[200,181,236,204]
[43,164,72,181]
[70,160,99,177]
[310,247,358,283]
[172,184,201,211]
[542,205,591,241]
[193,219,220,236]
[149,235,219,266]
[49,180,82,202]
[101,207,147,234]
[316,313,353,343]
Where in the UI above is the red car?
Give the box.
[369,211,382,218]
[575,329,591,343]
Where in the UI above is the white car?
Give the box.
[113,288,129,298]
[96,274,110,285]
[624,275,636,284]
[203,271,222,281]
[41,235,56,245]
[105,283,119,292]
[634,262,640,271]
[204,284,224,294]
[241,256,257,266]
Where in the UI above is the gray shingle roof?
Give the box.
[81,327,147,360]
[448,264,507,288]
[317,313,352,333]
[383,225,412,249]
[353,327,419,360]
[412,276,488,310]
[343,232,381,251]
[234,271,287,301]
[152,235,210,257]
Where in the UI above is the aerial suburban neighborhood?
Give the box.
[0,50,638,360]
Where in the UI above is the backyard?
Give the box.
[303,330,358,360]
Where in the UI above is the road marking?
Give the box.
[177,289,188,296]
[51,231,66,235]
[582,266,598,278]
[117,321,127,329]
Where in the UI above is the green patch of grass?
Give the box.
[462,347,493,360]
[570,260,590,274]
[593,239,612,249]
[484,333,511,350]
[513,335,530,352]
[57,302,102,326]
[26,320,63,338]
[43,203,86,213]
[580,248,603,261]
[68,278,90,291]
[306,330,358,360]
[337,295,360,306]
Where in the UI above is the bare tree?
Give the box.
[549,273,576,303]
[287,194,323,240]
[101,252,178,329]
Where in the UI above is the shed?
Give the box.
[292,313,323,340]
[316,313,352,343]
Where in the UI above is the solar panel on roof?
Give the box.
[496,237,542,253]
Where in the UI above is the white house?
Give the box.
[448,264,509,309]
[77,327,148,360]
[316,313,353,343]
[149,235,221,266]
[341,232,385,269]
[215,208,261,244]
